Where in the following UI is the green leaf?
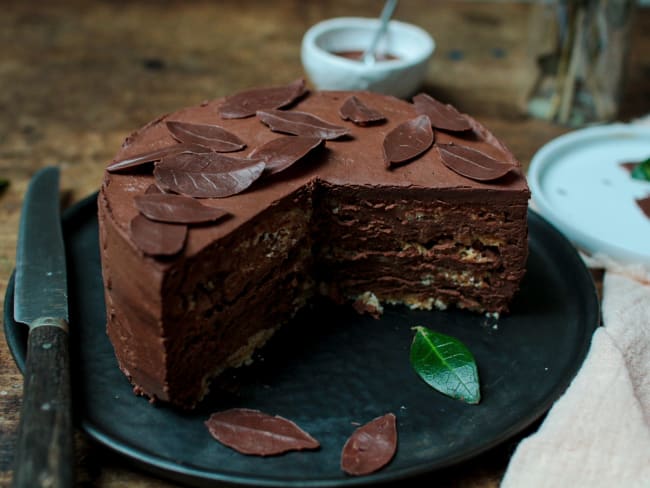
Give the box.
[410,326,481,404]
[631,157,650,182]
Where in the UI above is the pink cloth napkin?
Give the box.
[501,256,650,486]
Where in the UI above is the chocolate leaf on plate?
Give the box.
[413,93,472,132]
[437,143,514,181]
[129,214,187,257]
[154,152,265,198]
[340,413,397,476]
[166,121,246,152]
[410,326,480,404]
[134,193,229,224]
[383,115,434,167]
[619,161,637,173]
[339,96,386,125]
[248,135,323,175]
[636,195,650,219]
[205,408,320,456]
[218,79,307,119]
[106,143,213,173]
[257,109,350,140]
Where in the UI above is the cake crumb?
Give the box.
[352,291,384,318]
[482,312,500,331]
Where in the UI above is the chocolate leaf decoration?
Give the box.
[248,136,323,175]
[107,143,213,173]
[166,121,246,152]
[257,109,350,140]
[636,195,650,219]
[413,93,472,132]
[383,115,434,167]
[464,115,518,165]
[134,193,229,224]
[129,214,187,256]
[160,150,259,172]
[437,143,513,181]
[340,413,397,476]
[620,161,638,173]
[631,157,650,182]
[218,79,307,119]
[154,152,265,198]
[339,96,386,125]
[0,178,9,196]
[410,326,480,404]
[205,408,320,456]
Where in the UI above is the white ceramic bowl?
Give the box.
[301,17,435,99]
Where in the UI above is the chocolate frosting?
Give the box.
[102,90,528,259]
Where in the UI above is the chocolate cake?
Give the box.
[98,81,530,408]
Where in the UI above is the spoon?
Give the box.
[362,0,399,65]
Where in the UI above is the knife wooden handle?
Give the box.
[12,323,73,488]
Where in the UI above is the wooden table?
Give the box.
[1,1,648,486]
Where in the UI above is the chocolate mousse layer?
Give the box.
[98,85,529,408]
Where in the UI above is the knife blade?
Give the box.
[12,166,73,488]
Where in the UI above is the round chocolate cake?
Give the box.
[98,80,529,408]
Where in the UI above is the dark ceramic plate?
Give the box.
[4,194,599,487]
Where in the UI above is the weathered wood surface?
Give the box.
[1,1,648,486]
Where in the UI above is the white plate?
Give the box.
[528,123,650,265]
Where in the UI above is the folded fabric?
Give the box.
[501,263,650,487]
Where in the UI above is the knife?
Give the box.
[12,167,73,487]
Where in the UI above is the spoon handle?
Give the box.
[363,0,399,65]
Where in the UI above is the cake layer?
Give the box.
[163,200,316,404]
[98,87,530,408]
[312,184,527,313]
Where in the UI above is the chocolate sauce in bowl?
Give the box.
[332,50,400,62]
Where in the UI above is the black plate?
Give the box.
[4,194,599,487]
